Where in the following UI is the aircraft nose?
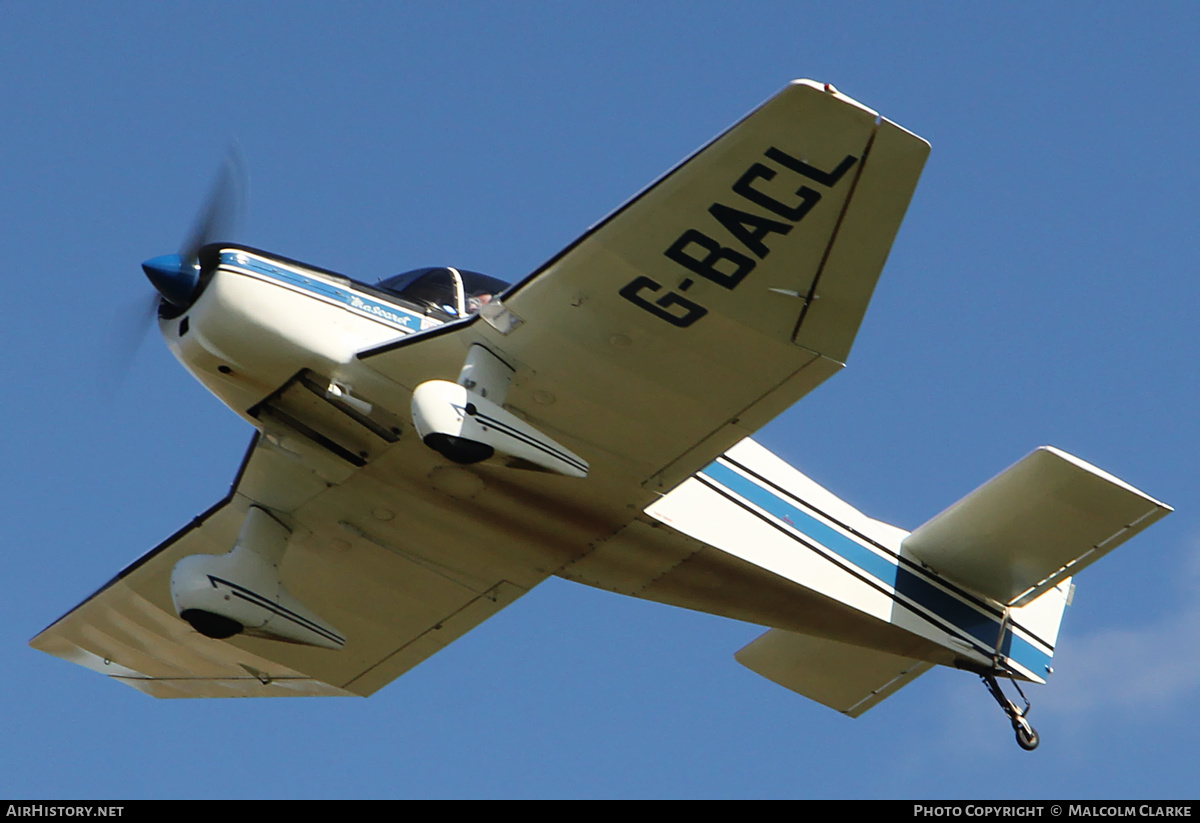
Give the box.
[142,253,199,307]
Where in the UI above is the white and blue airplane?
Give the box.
[32,80,1170,750]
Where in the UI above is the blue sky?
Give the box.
[3,2,1199,799]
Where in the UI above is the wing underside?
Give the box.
[31,435,537,697]
[360,80,930,494]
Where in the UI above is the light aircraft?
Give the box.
[32,80,1170,751]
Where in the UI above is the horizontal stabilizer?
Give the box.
[903,446,1171,607]
[735,629,932,717]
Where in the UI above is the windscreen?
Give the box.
[377,267,509,318]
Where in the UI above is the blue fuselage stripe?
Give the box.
[699,460,1051,676]
[219,251,427,332]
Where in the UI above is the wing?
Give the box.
[360,80,929,492]
[31,434,539,697]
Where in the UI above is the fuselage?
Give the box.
[160,247,451,425]
[159,244,1063,685]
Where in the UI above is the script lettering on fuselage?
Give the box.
[620,147,857,328]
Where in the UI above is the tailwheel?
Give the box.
[1014,720,1039,751]
[982,674,1039,751]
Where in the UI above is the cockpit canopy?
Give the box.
[377,266,509,320]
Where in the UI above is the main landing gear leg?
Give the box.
[982,674,1039,751]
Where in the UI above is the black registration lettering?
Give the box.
[707,202,792,260]
[619,277,708,328]
[633,144,861,328]
[732,163,821,221]
[764,147,858,188]
[663,229,755,289]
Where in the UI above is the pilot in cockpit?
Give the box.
[377,266,508,320]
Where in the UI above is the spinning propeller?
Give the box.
[142,147,247,310]
[106,148,247,386]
